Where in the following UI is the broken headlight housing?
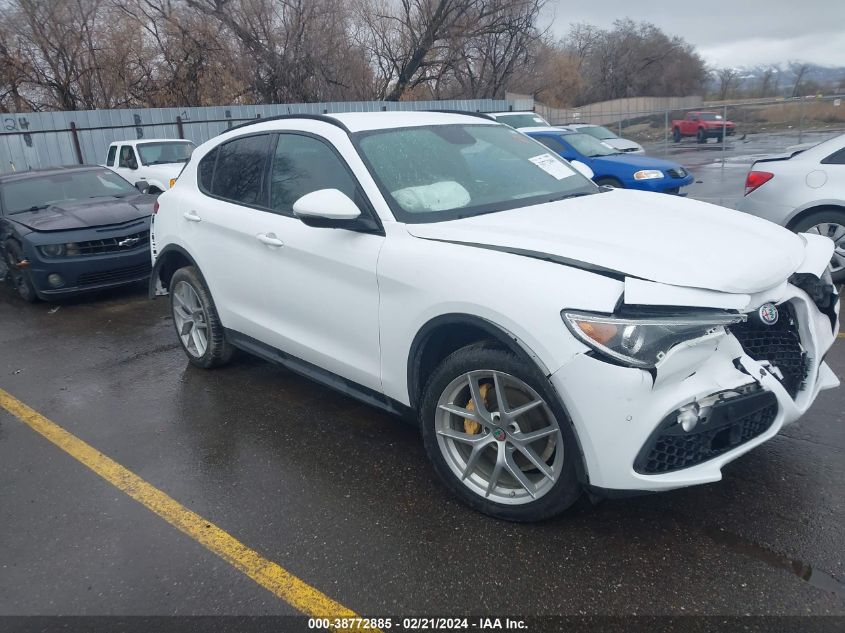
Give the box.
[562,310,746,368]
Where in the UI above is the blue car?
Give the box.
[0,166,155,302]
[524,128,694,194]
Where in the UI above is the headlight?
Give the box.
[562,310,745,368]
[633,170,664,180]
[39,244,67,257]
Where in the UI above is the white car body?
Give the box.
[150,112,839,517]
[737,133,845,279]
[487,111,552,129]
[567,123,645,154]
[104,138,196,192]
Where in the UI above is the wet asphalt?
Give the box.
[1,131,844,620]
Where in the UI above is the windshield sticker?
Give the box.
[528,154,575,180]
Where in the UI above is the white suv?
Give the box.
[150,112,840,521]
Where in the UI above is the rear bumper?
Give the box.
[550,286,840,492]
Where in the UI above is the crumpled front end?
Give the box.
[550,256,840,492]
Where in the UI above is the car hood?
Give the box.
[405,189,807,295]
[592,154,685,172]
[10,194,155,232]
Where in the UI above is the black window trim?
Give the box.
[821,147,845,165]
[198,129,384,234]
[197,130,273,212]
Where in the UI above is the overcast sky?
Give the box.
[546,1,845,68]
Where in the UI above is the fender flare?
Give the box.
[148,243,200,298]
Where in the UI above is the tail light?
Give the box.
[744,170,774,196]
[153,200,160,215]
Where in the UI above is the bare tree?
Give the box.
[714,67,740,100]
[789,61,810,97]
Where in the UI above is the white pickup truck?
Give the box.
[104,139,196,193]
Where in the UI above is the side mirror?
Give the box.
[134,181,150,194]
[293,189,361,224]
[570,160,594,180]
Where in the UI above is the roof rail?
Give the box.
[226,113,352,134]
[423,109,497,121]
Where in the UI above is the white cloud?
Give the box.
[699,32,845,68]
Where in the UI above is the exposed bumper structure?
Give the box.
[550,286,840,492]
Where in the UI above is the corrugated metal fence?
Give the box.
[0,98,513,173]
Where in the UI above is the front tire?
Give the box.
[3,240,38,303]
[697,128,706,144]
[792,209,845,283]
[419,343,582,521]
[595,177,623,189]
[169,266,234,368]
[672,127,681,143]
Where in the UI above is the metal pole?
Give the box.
[664,110,669,156]
[69,122,84,165]
[176,116,184,139]
[721,105,727,169]
[798,99,805,144]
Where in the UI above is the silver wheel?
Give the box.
[806,222,845,274]
[172,280,209,358]
[435,370,564,506]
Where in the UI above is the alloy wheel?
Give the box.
[806,222,845,274]
[172,280,209,358]
[435,370,564,505]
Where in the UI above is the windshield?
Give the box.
[2,169,137,215]
[563,133,620,157]
[356,124,597,223]
[697,113,723,121]
[578,126,617,140]
[493,113,551,129]
[136,141,195,165]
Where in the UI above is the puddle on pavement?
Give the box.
[705,526,845,598]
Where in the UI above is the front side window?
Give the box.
[697,113,722,121]
[119,146,138,169]
[2,169,137,215]
[357,124,596,223]
[210,134,271,206]
[270,134,357,214]
[136,141,195,166]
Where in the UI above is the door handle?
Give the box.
[256,233,284,248]
[183,210,202,222]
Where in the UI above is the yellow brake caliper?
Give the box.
[464,383,492,435]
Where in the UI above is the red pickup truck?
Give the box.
[672,111,735,143]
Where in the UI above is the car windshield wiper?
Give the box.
[15,204,50,213]
[547,191,596,202]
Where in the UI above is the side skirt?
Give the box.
[224,329,416,424]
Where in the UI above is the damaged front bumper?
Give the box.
[550,284,840,492]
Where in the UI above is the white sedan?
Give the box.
[567,123,645,154]
[150,112,839,521]
[738,133,845,281]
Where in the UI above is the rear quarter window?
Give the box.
[821,148,845,165]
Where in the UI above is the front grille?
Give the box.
[76,230,150,256]
[635,391,778,474]
[77,263,151,287]
[667,168,687,178]
[729,313,808,398]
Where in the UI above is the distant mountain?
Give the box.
[709,63,845,97]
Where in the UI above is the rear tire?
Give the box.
[696,128,706,143]
[169,266,234,368]
[672,127,681,143]
[419,342,582,522]
[3,240,38,303]
[792,209,845,283]
[595,177,623,189]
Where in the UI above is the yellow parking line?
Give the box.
[839,332,845,339]
[0,387,361,623]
